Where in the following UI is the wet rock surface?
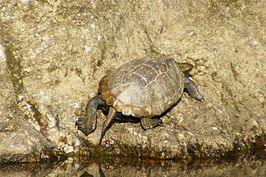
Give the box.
[0,0,265,162]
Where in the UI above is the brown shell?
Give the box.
[99,57,184,117]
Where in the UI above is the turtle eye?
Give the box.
[75,117,83,126]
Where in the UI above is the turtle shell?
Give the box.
[99,57,184,117]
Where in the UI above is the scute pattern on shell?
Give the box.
[99,57,184,117]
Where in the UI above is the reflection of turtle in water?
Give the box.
[77,57,203,144]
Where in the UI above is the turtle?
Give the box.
[76,57,203,144]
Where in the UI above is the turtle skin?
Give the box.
[76,57,203,144]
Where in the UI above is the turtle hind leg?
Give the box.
[184,77,203,101]
[141,117,162,130]
[76,94,103,136]
[99,107,117,144]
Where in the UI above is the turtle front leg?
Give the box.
[184,77,203,101]
[76,94,103,136]
[99,107,117,144]
[141,117,162,130]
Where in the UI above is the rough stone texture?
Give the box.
[0,55,56,162]
[0,118,52,163]
[0,52,52,162]
[0,0,265,162]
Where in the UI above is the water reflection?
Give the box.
[0,156,265,177]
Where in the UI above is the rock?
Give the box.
[0,119,53,163]
[0,56,54,162]
[0,0,265,162]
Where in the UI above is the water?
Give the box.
[0,156,265,177]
